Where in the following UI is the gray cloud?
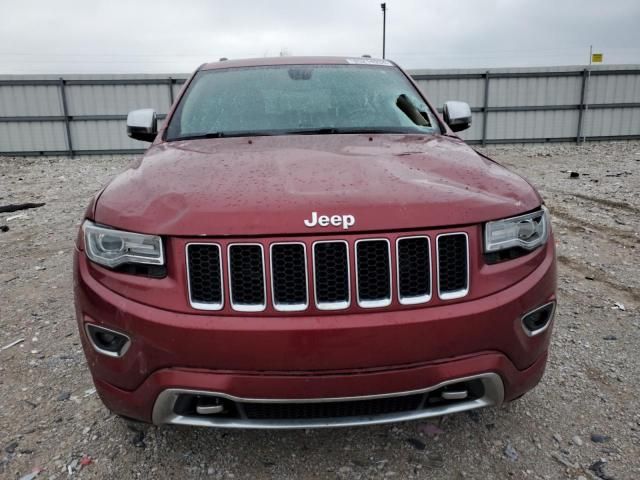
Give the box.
[1,0,639,74]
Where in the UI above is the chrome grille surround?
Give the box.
[270,242,309,312]
[312,240,351,311]
[227,243,267,312]
[396,236,432,305]
[185,231,471,312]
[436,232,470,300]
[186,242,224,311]
[354,238,392,308]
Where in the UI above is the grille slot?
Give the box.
[355,239,392,308]
[228,244,266,311]
[270,243,308,311]
[437,233,469,299]
[313,241,350,310]
[241,394,424,420]
[186,243,223,310]
[397,236,431,304]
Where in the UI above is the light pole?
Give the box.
[381,3,387,59]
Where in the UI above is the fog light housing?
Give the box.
[85,324,131,357]
[521,301,556,337]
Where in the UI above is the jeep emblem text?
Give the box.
[304,212,356,230]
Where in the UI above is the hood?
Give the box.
[94,134,541,236]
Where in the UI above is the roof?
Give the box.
[200,56,394,70]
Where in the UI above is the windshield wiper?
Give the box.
[169,130,285,142]
[170,132,226,141]
[168,126,429,142]
[280,127,424,135]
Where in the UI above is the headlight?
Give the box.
[484,207,549,253]
[83,220,164,268]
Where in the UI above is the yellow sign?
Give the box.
[592,53,603,63]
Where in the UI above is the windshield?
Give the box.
[165,64,441,140]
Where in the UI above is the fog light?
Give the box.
[196,397,225,415]
[85,324,131,357]
[172,394,235,418]
[521,301,556,336]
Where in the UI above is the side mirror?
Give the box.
[443,101,471,132]
[127,109,157,142]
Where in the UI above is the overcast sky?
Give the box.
[1,0,639,74]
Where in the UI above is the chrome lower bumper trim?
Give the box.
[151,372,504,429]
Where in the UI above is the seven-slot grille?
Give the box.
[186,233,469,312]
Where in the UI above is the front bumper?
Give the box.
[74,240,556,427]
[92,352,547,428]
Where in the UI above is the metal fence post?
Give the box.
[58,77,73,157]
[576,68,589,144]
[482,71,490,146]
[168,77,174,104]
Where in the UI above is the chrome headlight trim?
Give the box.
[484,207,549,253]
[82,220,164,268]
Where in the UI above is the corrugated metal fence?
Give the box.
[413,65,640,145]
[0,74,187,156]
[1,65,639,156]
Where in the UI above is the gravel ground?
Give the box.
[0,141,639,480]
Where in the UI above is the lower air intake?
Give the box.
[242,394,424,420]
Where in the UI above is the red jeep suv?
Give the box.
[73,57,556,428]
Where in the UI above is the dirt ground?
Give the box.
[1,141,639,480]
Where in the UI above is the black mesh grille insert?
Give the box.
[241,394,424,420]
[187,244,222,305]
[356,240,391,303]
[313,242,349,306]
[229,245,265,307]
[271,243,307,307]
[187,232,470,312]
[397,237,431,300]
[438,234,468,295]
